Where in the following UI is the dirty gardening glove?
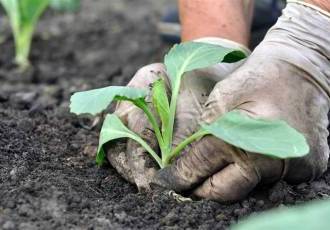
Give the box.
[154,2,330,202]
[106,40,249,190]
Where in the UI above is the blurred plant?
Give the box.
[49,0,80,12]
[0,0,49,69]
[0,0,80,70]
[232,199,330,230]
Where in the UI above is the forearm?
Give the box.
[178,0,254,46]
[305,0,330,12]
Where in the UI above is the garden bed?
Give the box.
[1,0,330,229]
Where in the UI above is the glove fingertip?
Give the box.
[151,166,191,192]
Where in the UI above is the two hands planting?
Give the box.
[71,2,330,202]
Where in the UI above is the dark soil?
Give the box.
[1,1,330,229]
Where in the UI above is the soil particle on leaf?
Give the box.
[1,0,330,229]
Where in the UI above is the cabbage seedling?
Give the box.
[70,41,309,168]
[0,0,49,68]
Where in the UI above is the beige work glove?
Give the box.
[152,2,330,201]
[106,40,249,190]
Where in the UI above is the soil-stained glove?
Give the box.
[106,39,249,190]
[153,2,330,202]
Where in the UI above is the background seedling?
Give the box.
[0,0,49,68]
[0,0,80,69]
[70,41,309,168]
[49,0,80,12]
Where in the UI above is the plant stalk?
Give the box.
[164,78,181,152]
[14,26,33,69]
[129,134,163,168]
[163,129,209,166]
[134,100,165,154]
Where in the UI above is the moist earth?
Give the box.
[1,1,330,229]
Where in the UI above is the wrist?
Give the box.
[179,0,254,46]
[304,0,330,12]
[288,0,330,16]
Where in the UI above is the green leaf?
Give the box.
[0,0,19,31]
[70,86,148,116]
[163,42,247,151]
[96,114,136,165]
[0,0,48,67]
[71,86,164,166]
[96,114,162,167]
[49,0,80,12]
[152,79,170,133]
[202,110,309,159]
[164,42,246,90]
[19,0,49,25]
[231,199,330,230]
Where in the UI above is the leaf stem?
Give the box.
[14,25,33,69]
[129,134,163,168]
[134,100,165,151]
[164,76,182,151]
[164,129,209,166]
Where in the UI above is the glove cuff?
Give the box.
[260,3,330,98]
[194,37,251,56]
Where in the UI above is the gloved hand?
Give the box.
[106,40,248,190]
[153,2,330,201]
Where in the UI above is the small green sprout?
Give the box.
[70,41,309,168]
[0,0,49,69]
